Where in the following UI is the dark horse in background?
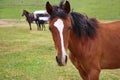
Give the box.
[46,1,120,80]
[37,19,46,31]
[22,10,46,30]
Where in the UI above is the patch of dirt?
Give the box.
[0,20,8,25]
[0,19,33,27]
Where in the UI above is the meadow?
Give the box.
[0,0,120,20]
[0,24,79,80]
[0,24,120,80]
[0,0,120,80]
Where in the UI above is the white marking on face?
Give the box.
[54,19,67,61]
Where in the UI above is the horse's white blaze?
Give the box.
[54,19,67,62]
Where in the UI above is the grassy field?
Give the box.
[0,25,81,80]
[0,0,120,20]
[0,0,120,80]
[0,23,120,80]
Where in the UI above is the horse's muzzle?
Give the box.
[56,55,67,66]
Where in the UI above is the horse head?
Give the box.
[46,1,72,66]
[22,10,29,16]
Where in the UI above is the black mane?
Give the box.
[49,6,67,20]
[70,12,98,38]
[49,5,98,38]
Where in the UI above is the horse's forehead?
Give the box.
[54,19,64,31]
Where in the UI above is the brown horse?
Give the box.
[46,1,120,80]
[22,10,38,30]
[22,10,46,30]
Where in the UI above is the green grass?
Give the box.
[0,26,80,80]
[0,0,120,20]
[0,0,59,19]
[70,0,120,20]
[0,26,120,80]
[0,0,120,79]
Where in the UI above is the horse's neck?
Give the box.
[68,31,91,57]
[69,30,88,44]
[68,31,80,55]
[25,14,29,18]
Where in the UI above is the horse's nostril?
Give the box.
[56,56,59,63]
[65,55,67,63]
[56,56,62,66]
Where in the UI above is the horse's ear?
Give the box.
[63,1,71,14]
[46,1,53,15]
